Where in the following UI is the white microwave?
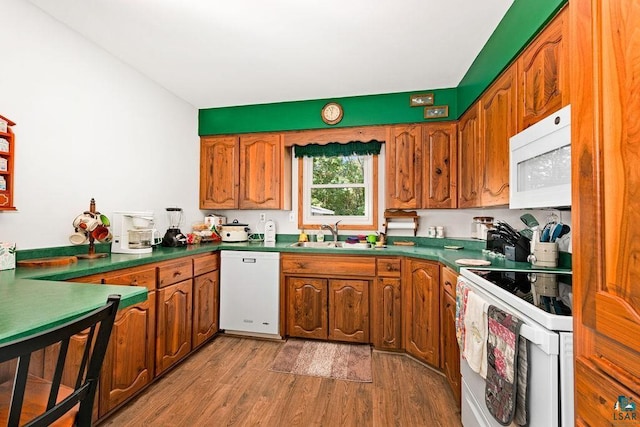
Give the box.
[509,105,571,209]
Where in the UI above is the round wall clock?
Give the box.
[321,102,344,125]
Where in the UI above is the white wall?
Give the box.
[0,0,200,249]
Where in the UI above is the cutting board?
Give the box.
[17,256,78,268]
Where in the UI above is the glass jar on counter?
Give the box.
[471,216,494,239]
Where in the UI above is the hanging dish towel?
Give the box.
[485,305,524,425]
[455,278,470,351]
[463,290,489,378]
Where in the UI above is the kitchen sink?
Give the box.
[288,241,371,249]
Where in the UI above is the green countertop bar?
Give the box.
[0,279,147,345]
[1,238,570,345]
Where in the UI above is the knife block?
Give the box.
[504,243,529,262]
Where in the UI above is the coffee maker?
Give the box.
[162,207,187,247]
[111,211,160,254]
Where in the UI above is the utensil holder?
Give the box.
[530,242,559,267]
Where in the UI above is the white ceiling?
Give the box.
[27,0,513,109]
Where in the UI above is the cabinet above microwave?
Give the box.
[509,105,571,209]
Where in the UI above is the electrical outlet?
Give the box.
[289,212,295,222]
[259,213,266,223]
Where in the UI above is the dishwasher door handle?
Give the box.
[242,258,257,263]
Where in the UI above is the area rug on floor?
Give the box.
[270,339,372,382]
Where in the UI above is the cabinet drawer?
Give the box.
[376,258,401,277]
[158,259,193,288]
[441,265,458,297]
[103,266,157,291]
[193,253,219,276]
[282,254,375,277]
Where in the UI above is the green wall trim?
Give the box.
[198,89,457,135]
[198,0,567,136]
[456,0,568,116]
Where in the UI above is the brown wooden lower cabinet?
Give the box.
[403,258,440,366]
[441,287,460,406]
[192,270,220,348]
[286,276,370,344]
[371,277,402,350]
[287,277,328,340]
[156,279,193,376]
[328,279,369,343]
[100,292,156,416]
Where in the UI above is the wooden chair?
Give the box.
[0,295,120,427]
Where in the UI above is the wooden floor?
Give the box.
[101,336,462,427]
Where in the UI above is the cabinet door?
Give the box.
[99,292,156,416]
[239,133,282,209]
[372,277,402,350]
[200,135,239,209]
[403,259,440,366]
[571,0,640,422]
[423,122,458,208]
[441,289,460,406]
[386,125,422,209]
[156,279,193,376]
[457,104,481,208]
[479,64,517,206]
[192,270,219,348]
[517,8,569,132]
[287,277,327,340]
[328,279,370,343]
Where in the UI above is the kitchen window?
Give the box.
[296,142,379,230]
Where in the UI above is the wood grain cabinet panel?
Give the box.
[457,104,481,208]
[372,277,402,350]
[571,0,640,420]
[440,266,460,406]
[192,270,219,349]
[199,135,240,209]
[479,64,517,206]
[386,125,422,209]
[328,279,369,343]
[517,7,569,132]
[403,258,440,367]
[423,122,458,208]
[239,133,282,209]
[156,279,193,376]
[99,292,156,416]
[287,277,328,340]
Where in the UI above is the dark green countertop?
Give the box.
[1,238,570,345]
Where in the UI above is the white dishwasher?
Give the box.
[220,250,281,338]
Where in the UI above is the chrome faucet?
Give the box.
[321,220,341,244]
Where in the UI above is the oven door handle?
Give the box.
[520,323,559,355]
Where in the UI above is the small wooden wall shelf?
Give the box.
[0,115,16,211]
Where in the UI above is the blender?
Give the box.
[162,207,187,247]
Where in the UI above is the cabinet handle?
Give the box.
[435,167,442,175]
[445,281,452,287]
[173,271,182,277]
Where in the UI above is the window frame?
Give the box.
[297,154,379,230]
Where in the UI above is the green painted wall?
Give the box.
[198,89,457,135]
[199,0,567,136]
[457,0,567,115]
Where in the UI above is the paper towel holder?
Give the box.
[383,209,419,236]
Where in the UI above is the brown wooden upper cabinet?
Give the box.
[200,133,291,210]
[386,123,457,209]
[517,7,569,132]
[423,122,457,208]
[386,125,422,209]
[479,64,517,207]
[200,135,239,209]
[457,104,481,208]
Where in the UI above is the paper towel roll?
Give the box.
[386,222,417,230]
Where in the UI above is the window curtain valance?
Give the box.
[294,140,382,158]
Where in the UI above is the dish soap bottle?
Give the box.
[298,229,309,242]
